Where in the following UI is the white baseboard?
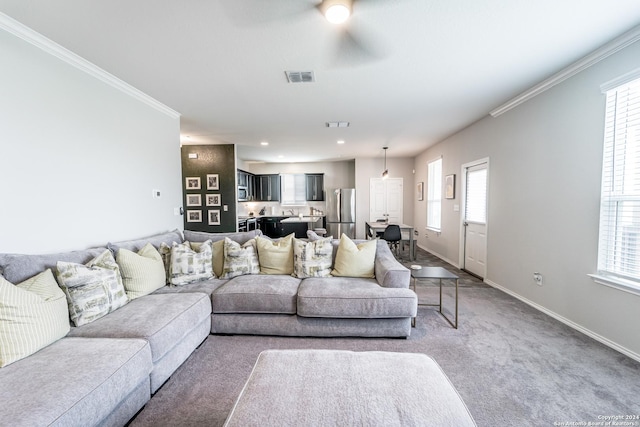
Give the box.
[416,243,460,269]
[484,279,640,363]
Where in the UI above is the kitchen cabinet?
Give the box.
[305,174,324,201]
[237,169,255,201]
[255,174,280,202]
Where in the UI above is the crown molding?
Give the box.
[0,12,180,119]
[490,24,640,118]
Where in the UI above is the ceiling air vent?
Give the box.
[285,71,315,83]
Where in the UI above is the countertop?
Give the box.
[238,214,325,220]
[280,216,323,223]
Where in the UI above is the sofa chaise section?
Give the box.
[68,292,211,393]
[0,337,152,427]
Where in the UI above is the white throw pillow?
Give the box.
[292,237,333,278]
[221,237,260,279]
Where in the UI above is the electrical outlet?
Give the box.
[533,272,543,286]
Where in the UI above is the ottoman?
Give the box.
[225,349,476,426]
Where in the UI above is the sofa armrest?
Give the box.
[374,240,410,288]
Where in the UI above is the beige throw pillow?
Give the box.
[331,234,377,278]
[116,243,166,300]
[0,270,70,367]
[256,233,294,275]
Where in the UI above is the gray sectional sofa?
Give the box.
[0,229,417,426]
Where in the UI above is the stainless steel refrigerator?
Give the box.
[326,188,356,238]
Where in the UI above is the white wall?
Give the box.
[355,157,415,239]
[0,27,182,254]
[414,39,640,358]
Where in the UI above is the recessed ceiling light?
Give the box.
[337,140,345,144]
[260,141,269,146]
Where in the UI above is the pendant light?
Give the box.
[382,147,389,179]
[322,0,352,24]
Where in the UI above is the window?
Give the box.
[595,76,640,292]
[427,158,442,231]
[280,174,307,205]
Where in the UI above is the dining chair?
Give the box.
[383,224,402,256]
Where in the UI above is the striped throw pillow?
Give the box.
[116,243,166,300]
[0,269,70,367]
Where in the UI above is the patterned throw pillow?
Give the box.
[56,249,129,326]
[0,269,70,367]
[256,233,294,275]
[331,234,377,278]
[220,237,260,279]
[169,241,214,285]
[116,243,166,300]
[292,237,333,278]
[190,239,225,278]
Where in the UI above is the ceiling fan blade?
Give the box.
[220,0,319,27]
[331,24,387,67]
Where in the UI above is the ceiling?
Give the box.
[2,1,640,163]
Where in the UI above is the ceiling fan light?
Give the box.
[325,3,351,24]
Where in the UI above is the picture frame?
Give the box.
[206,194,221,206]
[186,210,202,223]
[417,182,424,201]
[208,209,221,226]
[206,174,219,191]
[445,174,456,199]
[186,194,201,207]
[185,177,201,190]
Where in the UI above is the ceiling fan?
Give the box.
[222,0,388,66]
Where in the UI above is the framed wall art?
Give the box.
[185,177,201,190]
[206,194,221,206]
[206,174,219,190]
[417,182,424,201]
[208,209,221,226]
[186,194,201,207]
[445,174,456,199]
[186,210,202,223]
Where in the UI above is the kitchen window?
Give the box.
[280,174,307,205]
[592,74,640,295]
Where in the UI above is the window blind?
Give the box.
[427,158,442,230]
[597,77,640,283]
[281,174,307,205]
[465,165,487,224]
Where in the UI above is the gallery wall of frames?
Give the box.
[181,144,237,233]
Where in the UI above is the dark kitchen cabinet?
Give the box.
[255,174,280,202]
[305,173,324,201]
[260,217,283,237]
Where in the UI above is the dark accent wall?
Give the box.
[181,144,236,233]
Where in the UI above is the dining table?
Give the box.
[365,221,415,261]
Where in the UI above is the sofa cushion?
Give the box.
[184,229,262,245]
[221,238,260,279]
[168,241,214,285]
[212,275,301,314]
[0,337,152,427]
[331,234,376,278]
[256,234,294,275]
[116,243,166,300]
[292,237,333,278]
[67,293,211,365]
[153,277,227,296]
[0,248,107,285]
[107,229,183,253]
[56,249,129,326]
[297,278,417,318]
[0,270,70,367]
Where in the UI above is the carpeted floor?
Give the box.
[130,247,640,426]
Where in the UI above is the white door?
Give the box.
[370,178,403,224]
[462,162,488,278]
